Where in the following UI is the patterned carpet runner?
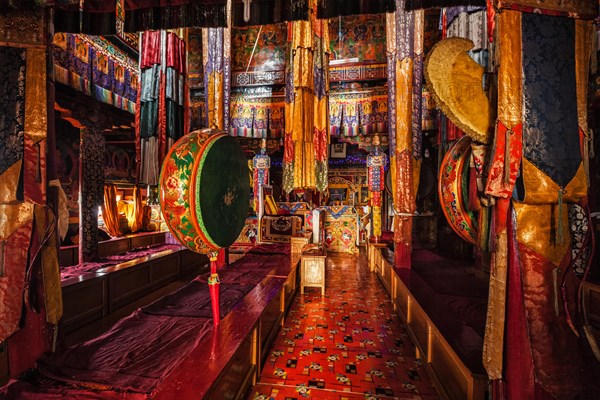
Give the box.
[248,253,441,400]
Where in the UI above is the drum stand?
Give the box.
[207,251,221,326]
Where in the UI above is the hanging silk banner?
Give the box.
[230,95,285,138]
[52,33,138,114]
[137,30,188,186]
[283,0,330,193]
[203,27,232,131]
[367,136,387,239]
[385,0,422,267]
[329,90,388,137]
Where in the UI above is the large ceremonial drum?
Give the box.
[160,128,250,253]
[438,136,478,245]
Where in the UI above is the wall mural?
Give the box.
[53,33,138,114]
[328,14,386,64]
[231,23,287,86]
[188,28,204,90]
[232,23,287,71]
[229,24,287,138]
[105,144,136,184]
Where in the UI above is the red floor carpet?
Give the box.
[247,253,441,400]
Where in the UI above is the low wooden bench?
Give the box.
[153,253,300,400]
[368,243,488,400]
[60,247,207,340]
[59,232,169,267]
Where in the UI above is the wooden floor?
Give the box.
[247,251,442,400]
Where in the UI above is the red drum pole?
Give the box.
[208,251,221,326]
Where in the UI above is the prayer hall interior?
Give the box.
[1,0,600,399]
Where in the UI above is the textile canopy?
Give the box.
[53,0,228,33]
[404,0,485,10]
[2,0,403,32]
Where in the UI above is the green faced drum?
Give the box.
[160,128,250,253]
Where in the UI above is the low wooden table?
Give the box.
[291,231,313,255]
[300,250,327,295]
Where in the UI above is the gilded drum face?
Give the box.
[159,128,250,254]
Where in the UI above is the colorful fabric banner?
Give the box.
[253,147,271,212]
[283,0,330,193]
[481,10,595,398]
[386,0,422,267]
[230,95,285,138]
[53,33,138,114]
[367,138,387,238]
[203,27,231,131]
[329,91,388,137]
[137,30,188,186]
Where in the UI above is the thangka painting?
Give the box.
[231,23,287,86]
[259,215,303,243]
[328,14,386,64]
[322,206,359,254]
[230,217,259,253]
[52,33,138,113]
[187,28,203,90]
[104,144,136,184]
[277,202,313,231]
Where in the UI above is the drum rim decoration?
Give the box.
[160,128,249,254]
[438,136,478,245]
[190,133,222,248]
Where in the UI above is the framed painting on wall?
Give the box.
[330,143,347,158]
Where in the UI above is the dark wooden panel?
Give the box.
[205,333,256,400]
[586,283,600,328]
[59,246,77,267]
[130,234,154,249]
[98,237,130,258]
[109,265,152,311]
[180,250,208,278]
[152,232,167,244]
[283,269,298,313]
[61,276,107,333]
[260,291,283,363]
[151,255,180,287]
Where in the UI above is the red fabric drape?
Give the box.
[166,32,186,72]
[141,31,161,68]
[138,31,188,186]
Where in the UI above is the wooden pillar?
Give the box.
[78,127,105,262]
[56,100,117,263]
[386,1,423,268]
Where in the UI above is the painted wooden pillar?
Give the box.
[55,102,114,263]
[78,127,105,263]
[203,0,231,131]
[366,135,387,241]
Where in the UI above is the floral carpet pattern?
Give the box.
[248,253,441,400]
